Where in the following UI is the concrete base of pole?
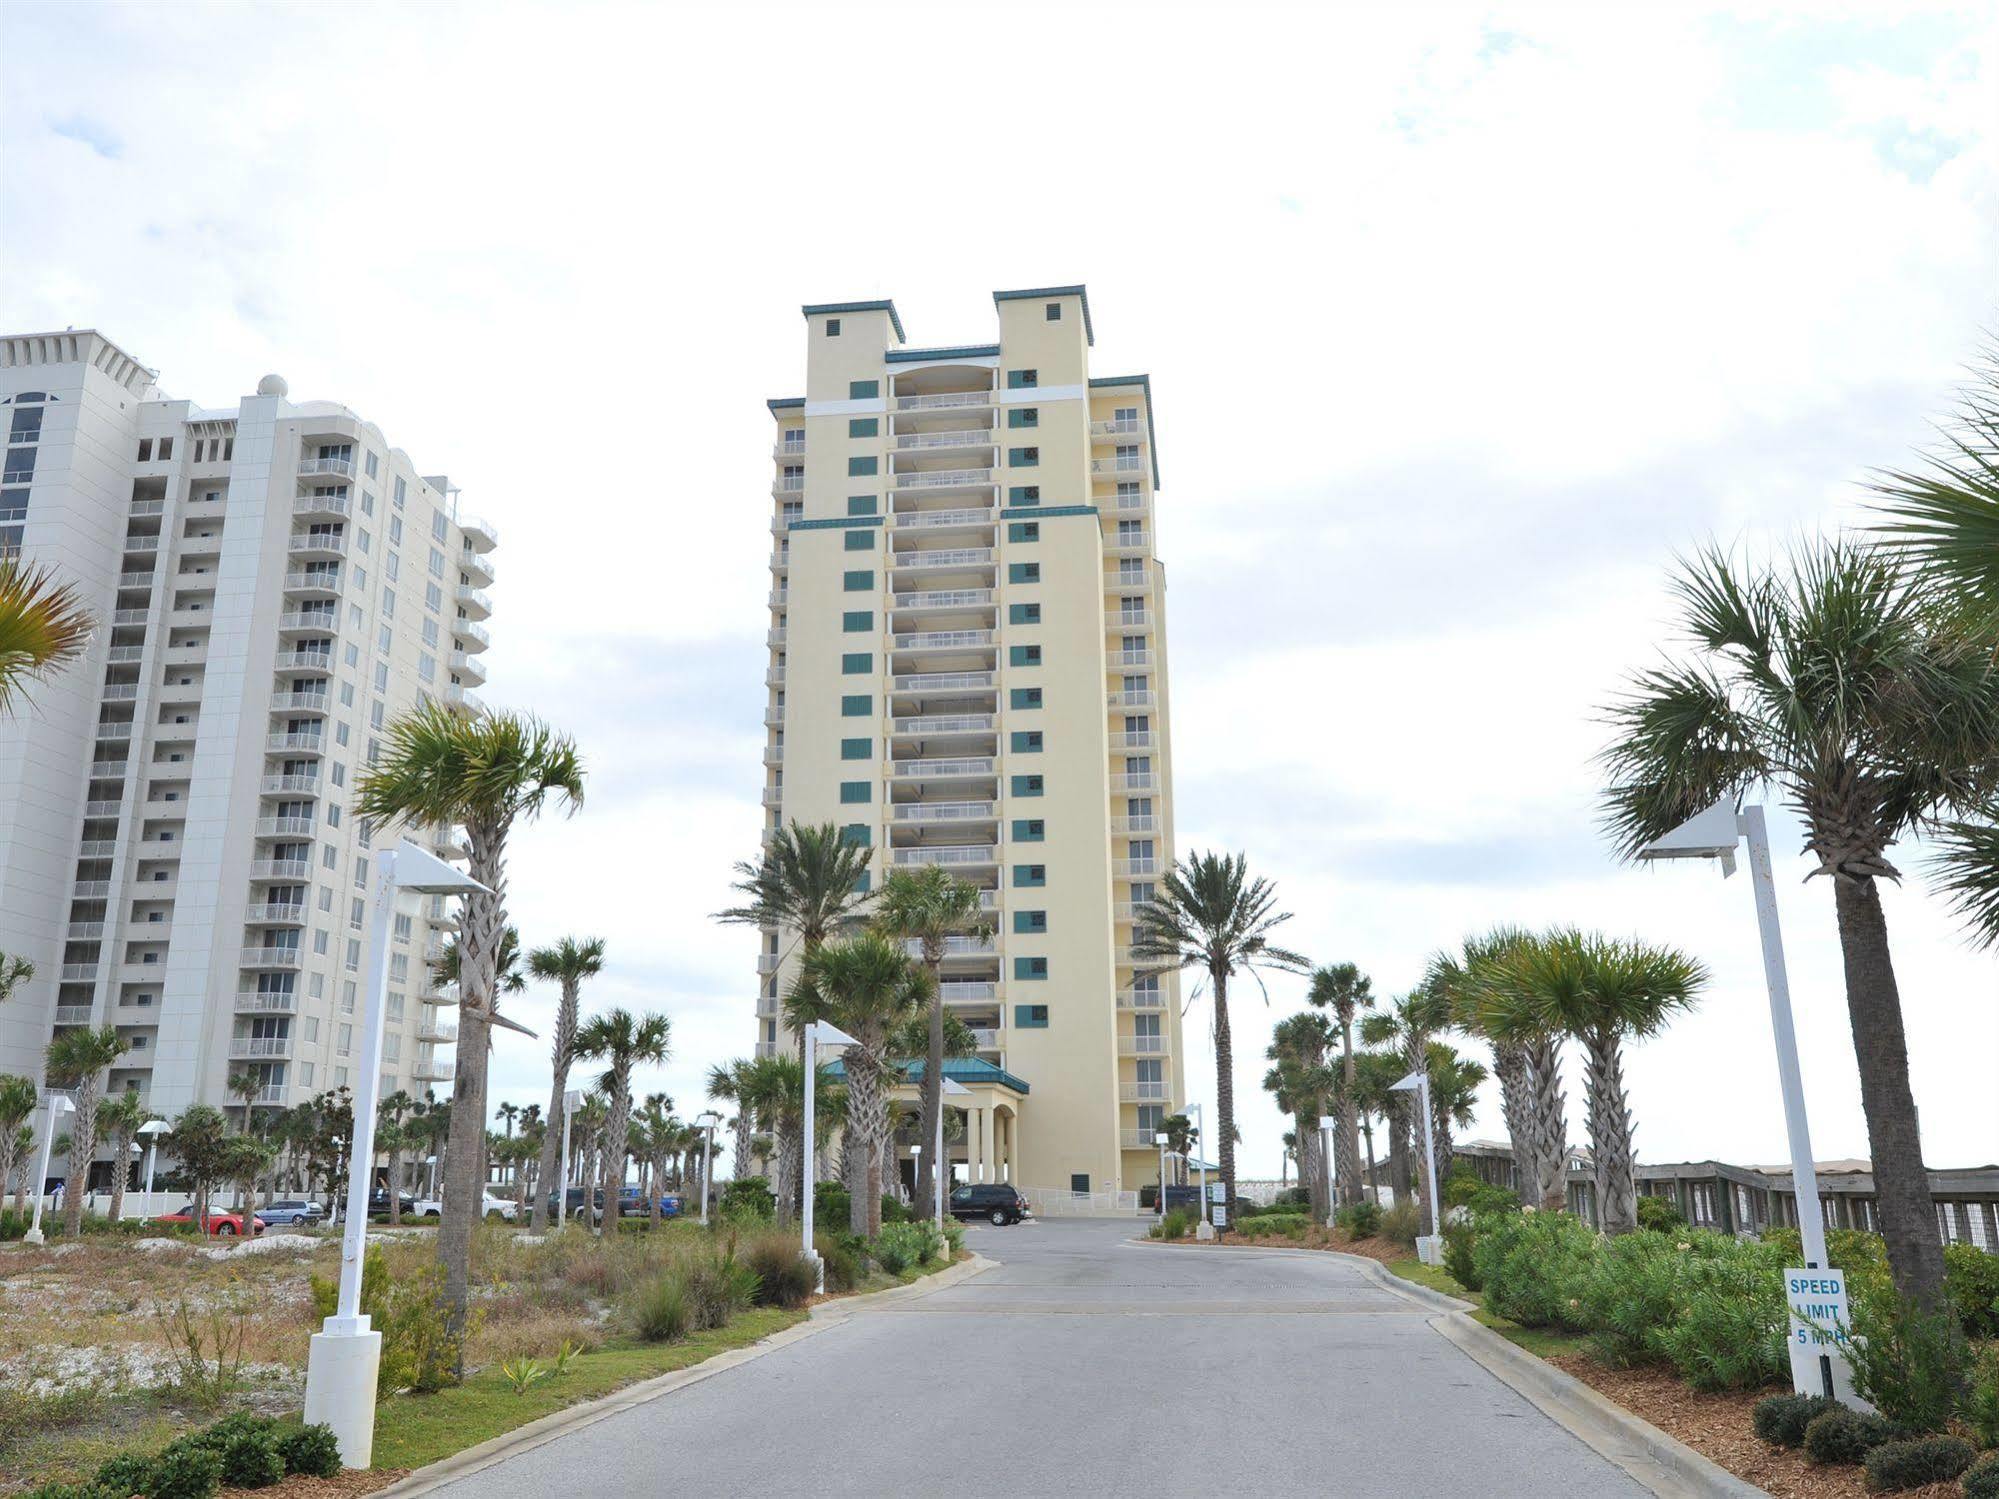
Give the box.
[1416,1234,1444,1267]
[1194,1220,1217,1242]
[805,1248,824,1294]
[304,1323,383,1468]
[21,1228,45,1245]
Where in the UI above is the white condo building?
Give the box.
[0,331,496,1186]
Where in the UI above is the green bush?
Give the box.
[273,1424,342,1479]
[812,1182,852,1231]
[1961,1452,1999,1499]
[815,1234,862,1292]
[1152,1208,1194,1241]
[1802,1405,1902,1465]
[872,1220,937,1274]
[1442,1164,1485,1208]
[1753,1392,1837,1447]
[1651,1244,1789,1391]
[1442,1222,1481,1290]
[1964,1342,1999,1449]
[1860,1435,1973,1492]
[216,1432,284,1489]
[1944,1244,1999,1340]
[719,1176,774,1222]
[880,1195,911,1224]
[1335,1200,1381,1238]
[630,1271,691,1342]
[310,1243,388,1322]
[940,1218,965,1257]
[1239,1214,1310,1239]
[680,1248,756,1331]
[1274,1186,1312,1209]
[93,1452,154,1495]
[742,1233,817,1307]
[25,1485,113,1499]
[142,1444,222,1499]
[1379,1199,1421,1248]
[1635,1195,1686,1233]
[1580,1230,1690,1366]
[1844,1290,1969,1434]
[1472,1212,1599,1332]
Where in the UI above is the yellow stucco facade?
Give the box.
[758,287,1185,1201]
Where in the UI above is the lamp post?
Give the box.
[1184,1102,1213,1240]
[22,1092,75,1245]
[1154,1131,1169,1216]
[801,1019,856,1292]
[935,1075,969,1232]
[1390,1069,1443,1265]
[558,1088,583,1228]
[698,1109,721,1227]
[137,1118,170,1217]
[305,840,488,1469]
[1318,1113,1338,1226]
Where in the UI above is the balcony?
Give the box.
[443,683,487,716]
[456,584,493,618]
[1106,572,1152,594]
[118,570,156,589]
[1122,1129,1163,1150]
[456,620,492,652]
[265,732,323,754]
[419,1019,459,1044]
[892,506,995,532]
[766,665,786,687]
[244,902,307,925]
[1110,772,1156,793]
[761,787,783,808]
[891,629,992,652]
[893,429,995,453]
[229,1036,292,1059]
[1091,419,1144,440]
[255,816,315,838]
[1109,648,1152,669]
[891,801,996,825]
[1114,857,1159,878]
[893,588,994,612]
[107,645,144,664]
[251,1084,289,1106]
[102,683,138,702]
[461,515,500,552]
[1119,1034,1169,1056]
[130,497,166,517]
[890,547,994,572]
[449,650,488,685]
[890,713,994,737]
[67,921,107,940]
[74,879,112,898]
[938,980,998,1003]
[250,858,312,881]
[762,744,784,766]
[278,609,338,635]
[1113,489,1152,514]
[894,390,994,412]
[1108,690,1156,710]
[753,953,783,975]
[298,455,354,479]
[1109,610,1153,633]
[766,627,787,647]
[1091,458,1146,478]
[967,1027,1000,1051]
[112,608,150,626]
[95,721,134,742]
[272,650,333,673]
[423,938,448,964]
[890,469,993,493]
[235,990,298,1014]
[260,773,320,796]
[59,962,100,983]
[773,438,806,459]
[85,799,123,818]
[293,493,351,519]
[1112,731,1155,751]
[1111,816,1159,836]
[1107,531,1151,556]
[754,1040,782,1059]
[769,549,790,572]
[458,548,496,585]
[892,670,993,693]
[282,570,340,597]
[414,1058,456,1082]
[1120,1081,1169,1103]
[772,478,804,502]
[901,934,997,959]
[123,535,160,555]
[238,946,302,970]
[270,690,330,714]
[892,757,996,782]
[54,1004,95,1026]
[76,841,116,859]
[419,986,457,1008]
[288,533,347,559]
[890,845,997,869]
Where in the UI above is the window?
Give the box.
[1012,818,1045,841]
[848,417,878,438]
[3,447,35,484]
[1008,486,1040,505]
[1014,1004,1050,1028]
[840,738,871,760]
[841,652,872,673]
[847,495,878,516]
[1008,369,1038,389]
[1010,688,1042,710]
[1007,408,1039,429]
[137,438,152,461]
[1007,447,1039,468]
[1008,563,1040,584]
[843,570,874,591]
[840,822,871,847]
[1011,730,1043,753]
[9,407,43,442]
[842,610,873,632]
[1014,957,1049,980]
[1013,864,1046,887]
[826,318,842,336]
[1014,910,1048,934]
[1008,522,1040,543]
[1045,302,1062,321]
[1010,646,1042,667]
[1010,773,1043,796]
[844,531,874,551]
[848,456,877,476]
[1009,603,1041,625]
[849,379,878,399]
[841,694,871,716]
[839,780,871,804]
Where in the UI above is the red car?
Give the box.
[154,1203,266,1236]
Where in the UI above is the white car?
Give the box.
[412,1191,517,1222]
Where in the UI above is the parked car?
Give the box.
[412,1191,516,1221]
[949,1183,1030,1226]
[259,1199,324,1227]
[367,1189,417,1218]
[155,1204,265,1237]
[545,1185,605,1221]
[614,1187,683,1219]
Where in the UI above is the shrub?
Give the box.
[879,1195,911,1224]
[630,1271,691,1342]
[1753,1392,1837,1448]
[1652,1245,1789,1391]
[1962,1453,1999,1499]
[1802,1406,1902,1466]
[26,1485,113,1499]
[217,1432,284,1489]
[719,1177,774,1222]
[939,1218,965,1257]
[1443,1164,1486,1208]
[742,1233,817,1307]
[1275,1186,1312,1209]
[94,1452,155,1495]
[273,1424,342,1479]
[1860,1435,1973,1492]
[1153,1209,1193,1241]
[1580,1231,1688,1366]
[1964,1342,1999,1449]
[375,1262,464,1393]
[1379,1199,1421,1248]
[1442,1222,1481,1290]
[1472,1212,1599,1333]
[872,1220,935,1274]
[310,1243,388,1321]
[815,1234,862,1293]
[813,1182,852,1232]
[680,1248,756,1331]
[1944,1244,1999,1340]
[143,1444,223,1499]
[1844,1290,1969,1435]
[1635,1195,1686,1233]
[1336,1200,1381,1238]
[1240,1214,1310,1239]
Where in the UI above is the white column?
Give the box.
[979,1108,994,1184]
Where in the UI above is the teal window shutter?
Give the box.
[843,569,874,591]
[847,495,878,516]
[1007,522,1040,543]
[1013,1004,1049,1028]
[1010,774,1043,796]
[848,417,879,438]
[1007,369,1038,389]
[841,652,873,673]
[1010,731,1043,753]
[840,738,871,760]
[1012,864,1046,887]
[848,379,879,399]
[844,530,874,551]
[1008,486,1040,505]
[1007,447,1039,468]
[842,610,873,632]
[1013,910,1048,934]
[1008,563,1040,584]
[848,456,877,476]
[1009,688,1042,710]
[852,870,872,894]
[839,781,871,804]
[1011,818,1045,842]
[1006,408,1039,429]
[841,694,872,716]
[1009,645,1042,667]
[1013,957,1048,980]
[840,822,871,847]
[1008,603,1041,625]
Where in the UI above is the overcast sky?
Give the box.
[4,1,1995,1182]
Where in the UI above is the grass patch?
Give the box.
[1385,1257,1472,1303]
[370,1307,803,1470]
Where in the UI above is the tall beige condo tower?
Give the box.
[0,332,495,1188]
[757,288,1185,1203]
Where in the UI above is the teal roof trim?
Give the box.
[788,516,883,532]
[993,285,1095,346]
[886,343,999,364]
[1002,505,1097,520]
[825,1055,1030,1094]
[766,397,804,412]
[802,300,906,343]
[1087,373,1160,487]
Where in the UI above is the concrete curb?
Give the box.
[1127,1235,1475,1313]
[373,1252,994,1497]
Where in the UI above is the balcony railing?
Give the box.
[893,670,993,692]
[1110,772,1156,792]
[775,439,806,457]
[755,954,782,974]
[1109,649,1152,669]
[1091,419,1144,438]
[67,921,106,940]
[279,610,338,632]
[283,570,340,593]
[102,683,138,702]
[892,469,993,491]
[939,980,998,1002]
[1108,690,1156,709]
[892,846,996,868]
[255,816,316,838]
[235,991,298,1013]
[893,507,995,531]
[1091,458,1145,476]
[59,963,99,982]
[892,547,994,570]
[1107,531,1151,554]
[967,1027,1000,1050]
[1120,1081,1169,1102]
[895,429,994,450]
[238,946,302,969]
[1112,816,1159,835]
[265,732,323,754]
[902,934,997,958]
[891,713,994,735]
[892,801,995,823]
[260,774,320,795]
[244,902,307,924]
[251,859,312,881]
[293,493,351,517]
[895,390,994,411]
[1119,1034,1168,1055]
[892,629,993,651]
[118,570,155,588]
[414,1060,456,1082]
[85,799,122,817]
[892,757,995,779]
[270,691,329,714]
[288,534,348,556]
[1114,858,1159,877]
[130,497,166,517]
[1111,611,1153,631]
[74,880,112,898]
[230,1036,292,1059]
[272,650,333,672]
[112,608,149,626]
[457,585,493,615]
[457,621,492,650]
[419,1022,459,1044]
[1106,572,1152,593]
[894,588,994,610]
[1112,731,1155,750]
[107,645,144,664]
[298,456,354,478]
[1115,491,1151,512]
[95,721,134,741]
[1122,1129,1163,1150]
[54,1004,95,1026]
[123,535,160,554]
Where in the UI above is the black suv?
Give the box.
[949,1183,1030,1226]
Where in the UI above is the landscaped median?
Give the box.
[6,1213,971,1499]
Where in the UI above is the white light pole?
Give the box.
[1154,1130,1169,1216]
[801,1019,855,1292]
[936,1075,969,1231]
[22,1092,75,1245]
[1391,1069,1444,1266]
[305,840,487,1469]
[558,1088,583,1228]
[698,1109,721,1227]
[1184,1102,1213,1240]
[137,1118,171,1215]
[1318,1113,1338,1225]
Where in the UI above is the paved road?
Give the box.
[433,1219,1645,1497]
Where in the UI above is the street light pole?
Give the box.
[305,840,487,1469]
[1185,1102,1212,1240]
[1391,1069,1443,1265]
[801,1019,856,1292]
[698,1109,720,1227]
[937,1075,969,1232]
[1155,1131,1168,1217]
[137,1118,170,1217]
[558,1088,581,1229]
[1318,1113,1338,1226]
[22,1093,75,1244]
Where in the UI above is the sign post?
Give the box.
[1784,1267,1867,1406]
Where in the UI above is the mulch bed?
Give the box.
[1545,1356,1962,1499]
[215,1472,407,1499]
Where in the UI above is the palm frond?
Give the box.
[0,558,93,714]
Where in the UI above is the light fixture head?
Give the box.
[808,1020,858,1047]
[387,839,492,896]
[1317,1114,1337,1131]
[137,1119,172,1137]
[1153,1132,1168,1145]
[941,1076,971,1096]
[564,1089,584,1111]
[1389,1069,1424,1094]
[1634,798,1741,877]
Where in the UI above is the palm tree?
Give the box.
[376,1090,415,1224]
[1600,539,1999,1306]
[1262,1011,1335,1222]
[569,1093,607,1217]
[1424,929,1542,1206]
[1494,930,1705,1234]
[1359,988,1451,1225]
[357,703,584,1344]
[45,1025,129,1235]
[1133,852,1307,1219]
[225,1073,270,1222]
[1160,1113,1197,1187]
[0,557,92,714]
[574,1008,670,1238]
[170,1104,230,1225]
[739,1053,808,1227]
[1423,1040,1487,1193]
[707,1061,755,1181]
[633,1095,675,1228]
[1305,963,1373,1209]
[0,953,32,1004]
[717,819,875,1047]
[1872,348,1999,616]
[0,1075,40,1213]
[525,935,606,1230]
[870,867,990,1221]
[98,1091,148,1224]
[788,933,929,1235]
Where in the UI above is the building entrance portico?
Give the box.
[884,1058,1028,1192]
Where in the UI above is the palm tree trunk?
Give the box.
[773,1122,799,1229]
[1491,1040,1539,1208]
[1296,1111,1324,1222]
[529,977,579,1232]
[388,1148,403,1225]
[108,1140,127,1224]
[1337,1019,1362,1208]
[1401,1030,1433,1236]
[1523,1036,1570,1215]
[733,1113,752,1182]
[1213,964,1237,1219]
[1582,1029,1639,1235]
[1388,1102,1412,1206]
[1359,1113,1378,1204]
[438,821,504,1360]
[917,946,944,1223]
[598,1077,630,1240]
[1833,877,1946,1306]
[62,1083,99,1237]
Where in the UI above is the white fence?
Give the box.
[1018,1185,1142,1218]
